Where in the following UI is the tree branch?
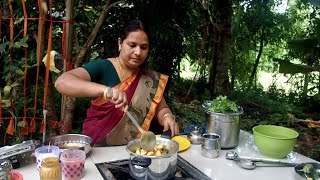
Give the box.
[75,0,124,67]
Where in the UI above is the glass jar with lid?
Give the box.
[0,159,13,180]
[39,157,62,180]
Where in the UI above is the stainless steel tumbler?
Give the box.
[201,133,221,159]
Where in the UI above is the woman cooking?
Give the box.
[54,19,179,146]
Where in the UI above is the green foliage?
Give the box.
[168,99,206,131]
[233,86,299,115]
[208,96,238,113]
[190,100,201,106]
[308,144,320,161]
[0,42,10,53]
[12,36,29,48]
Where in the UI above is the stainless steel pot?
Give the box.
[126,137,179,180]
[203,102,243,149]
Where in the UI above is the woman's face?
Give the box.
[119,30,149,68]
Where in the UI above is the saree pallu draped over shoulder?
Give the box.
[83,70,168,145]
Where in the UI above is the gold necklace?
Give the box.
[116,57,124,80]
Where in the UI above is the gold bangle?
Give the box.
[161,113,175,124]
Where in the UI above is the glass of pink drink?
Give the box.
[60,149,86,180]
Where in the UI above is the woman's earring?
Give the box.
[118,47,121,52]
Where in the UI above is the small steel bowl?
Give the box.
[187,129,204,144]
[45,134,92,154]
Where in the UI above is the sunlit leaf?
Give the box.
[11,82,20,88]
[17,121,26,128]
[14,18,24,25]
[15,69,25,76]
[3,86,11,94]
[1,99,11,108]
[12,37,29,48]
[84,6,93,11]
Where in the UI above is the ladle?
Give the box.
[125,111,156,151]
[226,151,298,170]
[107,88,156,151]
[236,159,298,170]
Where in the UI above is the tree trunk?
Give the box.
[60,0,121,133]
[248,34,264,89]
[40,1,60,137]
[302,73,309,99]
[211,0,233,97]
[209,34,219,99]
[36,0,62,141]
[36,0,47,120]
[59,0,75,134]
[46,77,59,122]
[318,72,320,94]
[36,0,47,73]
[230,55,236,91]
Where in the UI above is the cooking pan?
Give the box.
[126,130,179,180]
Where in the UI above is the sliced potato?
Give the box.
[155,149,162,156]
[135,148,141,155]
[146,151,155,156]
[140,149,147,155]
[155,143,164,150]
[134,143,169,156]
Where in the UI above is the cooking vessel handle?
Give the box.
[131,156,151,168]
[160,130,172,139]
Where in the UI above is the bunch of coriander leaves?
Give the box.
[208,96,238,113]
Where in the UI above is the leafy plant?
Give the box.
[208,96,238,113]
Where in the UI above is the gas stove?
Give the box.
[95,155,211,180]
[0,140,40,169]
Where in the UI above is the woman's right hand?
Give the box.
[104,87,128,111]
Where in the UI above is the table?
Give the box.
[178,130,318,180]
[15,130,318,180]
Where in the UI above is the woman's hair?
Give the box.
[119,19,151,43]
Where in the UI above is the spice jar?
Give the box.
[39,157,62,180]
[0,160,13,180]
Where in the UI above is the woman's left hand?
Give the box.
[163,117,179,137]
